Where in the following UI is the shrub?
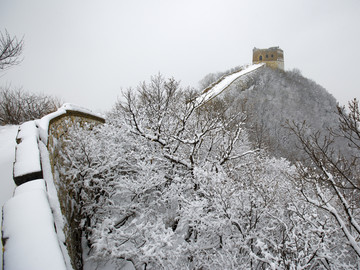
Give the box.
[0,87,61,125]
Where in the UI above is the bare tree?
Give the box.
[0,86,62,125]
[0,29,24,70]
[288,98,360,259]
[119,74,250,172]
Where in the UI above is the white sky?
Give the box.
[1,0,359,112]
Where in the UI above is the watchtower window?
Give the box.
[266,54,268,58]
[271,54,274,58]
[259,55,262,60]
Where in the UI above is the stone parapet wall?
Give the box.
[45,106,105,270]
[2,103,105,270]
[47,109,105,176]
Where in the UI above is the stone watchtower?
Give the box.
[253,46,284,70]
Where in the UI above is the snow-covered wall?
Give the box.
[195,63,265,107]
[1,104,105,270]
[44,104,105,270]
[2,180,67,270]
[13,121,42,185]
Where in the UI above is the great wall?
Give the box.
[2,104,105,270]
[1,47,280,269]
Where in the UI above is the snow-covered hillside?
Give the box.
[0,125,18,265]
[202,67,339,161]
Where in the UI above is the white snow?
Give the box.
[37,103,104,144]
[13,121,42,178]
[14,177,46,195]
[2,179,67,270]
[195,63,265,107]
[37,108,67,143]
[0,125,18,265]
[39,141,73,269]
[15,120,39,142]
[61,103,101,116]
[1,103,104,269]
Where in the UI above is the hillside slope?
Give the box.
[201,67,339,161]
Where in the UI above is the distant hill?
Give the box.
[199,67,339,161]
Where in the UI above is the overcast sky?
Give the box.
[1,0,359,112]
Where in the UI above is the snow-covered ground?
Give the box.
[0,125,18,265]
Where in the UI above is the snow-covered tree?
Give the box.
[288,98,360,266]
[117,74,251,171]
[199,67,339,161]
[57,75,358,269]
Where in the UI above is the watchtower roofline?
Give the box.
[253,46,284,70]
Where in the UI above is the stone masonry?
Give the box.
[253,46,284,70]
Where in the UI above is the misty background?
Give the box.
[1,0,359,111]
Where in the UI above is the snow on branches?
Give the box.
[58,75,358,269]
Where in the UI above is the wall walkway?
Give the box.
[1,104,105,270]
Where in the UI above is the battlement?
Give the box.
[253,46,284,70]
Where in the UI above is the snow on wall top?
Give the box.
[195,63,265,107]
[4,103,105,270]
[15,120,39,144]
[2,179,67,270]
[13,103,105,184]
[37,103,105,145]
[13,121,42,184]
